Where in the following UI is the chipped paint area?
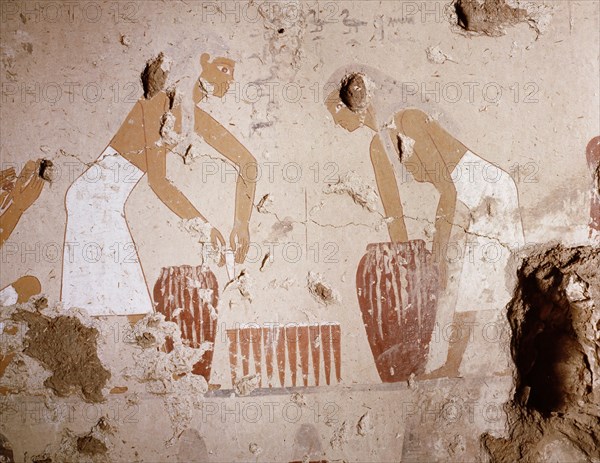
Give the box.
[323,171,380,212]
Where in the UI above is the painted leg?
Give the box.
[420,311,478,380]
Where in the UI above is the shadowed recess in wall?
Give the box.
[482,245,600,462]
[451,0,553,36]
[0,433,14,463]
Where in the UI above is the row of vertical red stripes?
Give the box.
[227,323,341,388]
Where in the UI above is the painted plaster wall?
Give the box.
[0,1,598,462]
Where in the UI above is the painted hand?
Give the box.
[230,222,250,264]
[12,160,44,213]
[210,227,226,267]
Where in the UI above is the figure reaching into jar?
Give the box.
[153,50,258,382]
[61,51,256,331]
[324,65,524,382]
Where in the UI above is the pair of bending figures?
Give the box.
[4,56,531,383]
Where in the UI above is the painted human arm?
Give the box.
[146,147,206,220]
[369,133,409,243]
[194,106,257,264]
[399,109,458,288]
[432,181,457,289]
[145,138,226,260]
[0,161,44,247]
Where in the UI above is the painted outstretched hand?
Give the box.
[1,159,46,249]
[230,221,250,264]
[210,227,226,267]
[11,160,45,213]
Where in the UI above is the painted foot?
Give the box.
[418,364,461,381]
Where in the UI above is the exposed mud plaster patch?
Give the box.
[307,272,341,306]
[124,313,209,444]
[31,418,113,463]
[141,52,171,99]
[448,0,554,37]
[31,457,52,463]
[340,73,372,112]
[234,374,261,396]
[3,325,18,336]
[482,244,600,462]
[77,436,107,456]
[11,309,110,402]
[324,171,379,212]
[0,353,15,379]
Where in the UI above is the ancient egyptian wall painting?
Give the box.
[60,52,256,319]
[58,51,258,383]
[1,2,598,462]
[323,68,526,383]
